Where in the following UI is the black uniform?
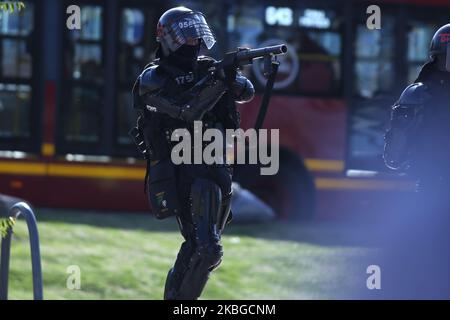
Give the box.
[130,6,254,300]
[384,25,450,191]
[382,24,450,298]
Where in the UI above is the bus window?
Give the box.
[0,84,32,138]
[118,8,146,85]
[0,2,33,36]
[2,39,32,78]
[348,10,398,171]
[226,3,343,96]
[116,7,157,148]
[354,17,395,99]
[0,2,34,147]
[61,5,104,145]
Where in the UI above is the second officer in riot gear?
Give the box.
[384,23,450,188]
[382,24,450,298]
[130,6,254,300]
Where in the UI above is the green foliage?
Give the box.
[0,217,15,238]
[7,209,372,299]
[0,2,26,13]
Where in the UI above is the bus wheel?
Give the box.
[233,151,316,221]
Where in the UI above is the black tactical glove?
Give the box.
[213,65,238,86]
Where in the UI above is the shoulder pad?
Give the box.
[397,82,431,106]
[138,65,167,96]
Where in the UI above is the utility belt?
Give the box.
[130,115,225,161]
[164,119,224,145]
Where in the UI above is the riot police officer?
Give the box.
[384,23,450,189]
[382,24,450,298]
[130,6,254,300]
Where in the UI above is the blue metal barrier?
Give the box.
[0,202,43,300]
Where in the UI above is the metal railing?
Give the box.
[0,202,43,300]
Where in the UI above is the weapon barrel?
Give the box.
[236,44,287,62]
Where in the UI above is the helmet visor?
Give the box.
[165,12,216,52]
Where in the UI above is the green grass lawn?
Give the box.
[5,209,374,300]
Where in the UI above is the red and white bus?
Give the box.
[1,0,449,219]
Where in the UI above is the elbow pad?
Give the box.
[383,83,428,170]
[179,79,228,122]
[384,126,411,170]
[141,78,228,122]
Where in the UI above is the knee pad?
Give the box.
[196,242,223,270]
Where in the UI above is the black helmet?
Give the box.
[156,6,216,57]
[430,24,450,72]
